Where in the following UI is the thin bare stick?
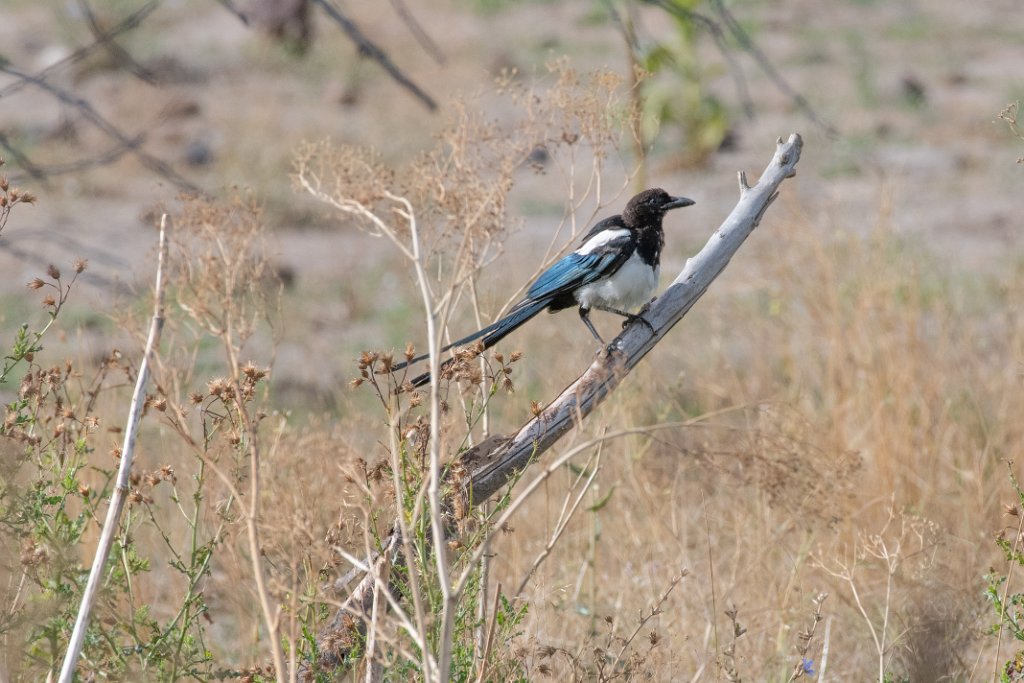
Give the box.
[0,1,158,99]
[513,450,601,596]
[388,0,445,64]
[310,0,437,111]
[475,583,502,683]
[608,570,686,672]
[818,616,832,683]
[58,214,169,683]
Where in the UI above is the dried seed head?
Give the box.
[509,350,523,362]
[46,264,60,280]
[1005,503,1019,517]
[190,392,204,404]
[27,278,44,290]
[405,341,415,361]
[41,295,55,307]
[73,258,88,273]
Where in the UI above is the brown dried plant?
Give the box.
[293,63,643,682]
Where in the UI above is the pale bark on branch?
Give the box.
[313,133,803,673]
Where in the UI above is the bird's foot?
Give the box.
[621,312,655,334]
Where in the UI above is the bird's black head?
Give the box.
[623,188,695,228]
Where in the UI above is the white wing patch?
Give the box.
[574,252,659,312]
[576,228,631,255]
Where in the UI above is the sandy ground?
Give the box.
[0,0,1021,394]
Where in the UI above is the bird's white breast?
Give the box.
[574,252,659,312]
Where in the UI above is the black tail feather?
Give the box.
[393,298,548,387]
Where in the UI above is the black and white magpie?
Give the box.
[394,188,694,386]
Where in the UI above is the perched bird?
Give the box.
[394,188,695,386]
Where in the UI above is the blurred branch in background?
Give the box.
[240,0,439,110]
[602,0,834,180]
[0,64,200,192]
[74,0,158,84]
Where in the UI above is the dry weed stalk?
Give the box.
[786,593,828,682]
[59,215,168,683]
[814,505,939,683]
[0,158,37,238]
[113,196,288,680]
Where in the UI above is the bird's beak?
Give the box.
[663,196,696,210]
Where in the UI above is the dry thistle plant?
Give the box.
[0,157,37,238]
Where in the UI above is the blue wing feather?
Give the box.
[526,233,634,300]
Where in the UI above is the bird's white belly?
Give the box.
[575,253,659,312]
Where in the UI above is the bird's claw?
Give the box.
[622,313,655,334]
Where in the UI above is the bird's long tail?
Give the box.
[391,298,548,387]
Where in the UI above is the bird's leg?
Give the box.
[637,297,656,316]
[592,303,656,334]
[578,307,607,345]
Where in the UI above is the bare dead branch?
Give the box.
[310,133,803,675]
[0,1,158,99]
[0,65,200,192]
[5,134,146,185]
[0,131,47,182]
[75,0,158,84]
[388,0,446,65]
[642,0,836,136]
[310,0,438,112]
[58,215,169,683]
[212,0,251,25]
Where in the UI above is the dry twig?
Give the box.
[58,215,169,682]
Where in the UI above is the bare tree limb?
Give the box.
[75,0,158,84]
[310,0,438,112]
[705,0,838,137]
[642,0,836,137]
[0,1,158,99]
[58,214,169,683]
[312,133,803,675]
[388,0,446,65]
[0,65,200,192]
